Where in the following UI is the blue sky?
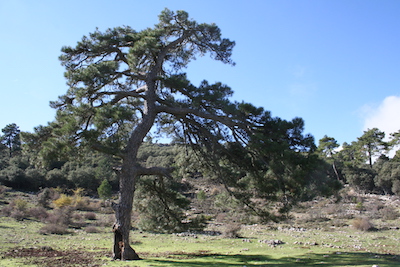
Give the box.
[1,0,400,146]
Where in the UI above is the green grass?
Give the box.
[1,216,399,267]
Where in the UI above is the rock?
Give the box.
[258,239,284,246]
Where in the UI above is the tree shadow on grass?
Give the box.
[146,251,400,266]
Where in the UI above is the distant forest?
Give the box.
[1,123,400,196]
[1,122,400,230]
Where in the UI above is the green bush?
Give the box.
[12,198,27,211]
[197,190,206,201]
[97,179,112,200]
[67,167,98,192]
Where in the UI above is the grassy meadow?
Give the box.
[1,188,400,266]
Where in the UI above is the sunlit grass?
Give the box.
[1,211,400,266]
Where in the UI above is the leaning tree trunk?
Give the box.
[112,160,140,260]
[111,79,158,260]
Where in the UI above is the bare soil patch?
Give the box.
[2,246,108,267]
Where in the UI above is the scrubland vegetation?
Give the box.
[2,8,400,265]
[2,123,400,266]
[1,124,400,265]
[1,184,400,266]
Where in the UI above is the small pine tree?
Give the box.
[97,179,112,200]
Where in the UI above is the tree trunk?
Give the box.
[111,66,158,261]
[112,161,140,260]
[332,161,340,181]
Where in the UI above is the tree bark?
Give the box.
[332,161,341,181]
[111,75,158,260]
[112,162,140,260]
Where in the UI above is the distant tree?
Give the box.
[337,142,357,166]
[357,128,388,168]
[1,123,21,158]
[373,155,400,195]
[343,166,376,191]
[0,155,30,189]
[389,130,400,156]
[67,167,98,191]
[317,135,339,157]
[45,168,69,188]
[21,123,71,169]
[317,135,341,180]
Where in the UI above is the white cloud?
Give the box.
[363,95,400,136]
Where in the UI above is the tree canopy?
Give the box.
[1,123,21,158]
[49,9,249,260]
[42,9,324,260]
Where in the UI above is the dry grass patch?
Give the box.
[352,217,375,231]
[39,223,70,235]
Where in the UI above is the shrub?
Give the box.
[93,214,114,227]
[73,188,85,197]
[87,200,102,211]
[352,217,374,231]
[45,208,72,226]
[380,206,400,220]
[1,205,13,216]
[392,180,400,196]
[53,194,73,208]
[355,202,364,211]
[72,213,82,221]
[39,224,69,235]
[10,210,26,221]
[223,223,242,238]
[24,168,46,190]
[37,188,59,208]
[28,207,49,221]
[0,185,7,197]
[197,190,207,201]
[67,168,98,191]
[84,212,97,220]
[73,195,91,210]
[210,187,220,196]
[45,169,69,188]
[85,226,100,233]
[97,179,112,200]
[2,199,29,220]
[12,198,28,211]
[185,215,207,231]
